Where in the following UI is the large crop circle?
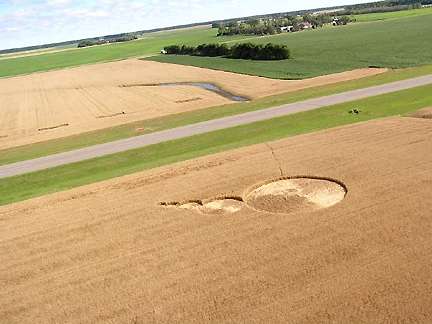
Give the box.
[245,177,346,214]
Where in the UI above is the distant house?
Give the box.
[280,26,294,32]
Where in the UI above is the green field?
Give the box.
[1,83,431,206]
[1,64,432,166]
[0,28,250,78]
[148,14,432,79]
[353,6,432,22]
[0,44,75,59]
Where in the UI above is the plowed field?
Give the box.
[1,116,431,323]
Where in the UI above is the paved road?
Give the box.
[1,74,432,179]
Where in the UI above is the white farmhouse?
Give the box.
[280,26,294,32]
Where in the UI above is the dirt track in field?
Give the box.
[1,116,431,323]
[0,59,385,150]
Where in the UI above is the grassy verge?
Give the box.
[2,64,432,166]
[1,83,431,206]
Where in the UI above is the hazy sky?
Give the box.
[0,0,373,50]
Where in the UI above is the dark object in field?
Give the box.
[349,108,361,115]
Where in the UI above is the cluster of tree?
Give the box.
[216,13,354,37]
[230,43,290,60]
[77,35,137,48]
[77,40,107,48]
[302,14,330,27]
[217,19,281,36]
[164,43,230,56]
[164,43,290,60]
[110,35,138,43]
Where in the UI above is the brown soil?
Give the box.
[0,59,386,150]
[407,107,432,119]
[1,116,432,323]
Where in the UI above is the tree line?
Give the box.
[163,43,290,60]
[337,0,430,14]
[342,3,422,14]
[78,35,137,48]
[346,0,430,10]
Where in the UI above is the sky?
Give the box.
[0,0,374,50]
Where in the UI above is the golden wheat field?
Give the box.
[0,59,385,149]
[1,115,431,323]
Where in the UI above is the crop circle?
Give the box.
[245,177,346,214]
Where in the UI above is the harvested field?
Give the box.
[1,116,432,323]
[0,59,385,150]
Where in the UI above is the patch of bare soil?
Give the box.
[0,59,386,150]
[407,107,432,119]
[246,177,346,214]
